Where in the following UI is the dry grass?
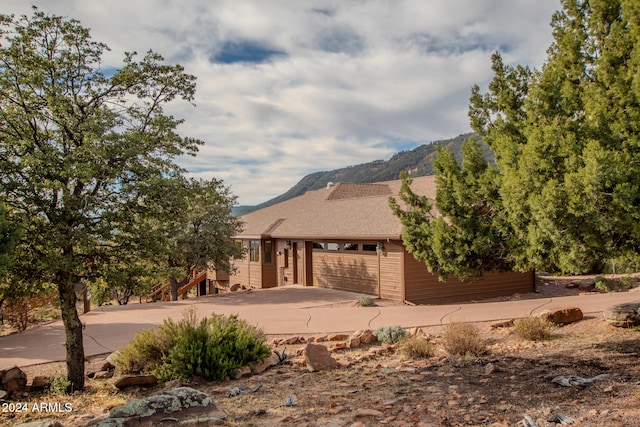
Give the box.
[441,321,487,356]
[513,316,555,341]
[399,335,434,359]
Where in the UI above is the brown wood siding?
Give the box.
[312,251,379,295]
[379,241,403,301]
[262,263,278,288]
[403,250,535,304]
[229,241,249,287]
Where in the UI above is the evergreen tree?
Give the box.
[396,0,640,276]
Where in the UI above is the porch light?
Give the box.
[376,241,385,254]
[284,240,292,250]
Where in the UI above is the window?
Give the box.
[264,240,273,264]
[312,242,325,250]
[327,242,340,251]
[343,243,358,251]
[249,240,260,262]
[362,244,377,252]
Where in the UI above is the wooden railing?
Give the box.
[146,270,208,302]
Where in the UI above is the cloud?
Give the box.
[3,0,560,205]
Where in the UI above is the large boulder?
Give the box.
[114,374,157,389]
[90,387,225,426]
[304,343,338,372]
[603,301,640,327]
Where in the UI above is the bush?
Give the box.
[595,276,615,292]
[441,321,486,357]
[595,275,637,293]
[374,325,408,344]
[357,296,376,307]
[399,335,434,359]
[513,316,554,341]
[116,308,271,382]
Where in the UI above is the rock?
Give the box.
[229,283,241,291]
[86,359,115,378]
[251,352,281,374]
[114,374,157,389]
[538,307,583,325]
[231,366,251,379]
[304,343,338,372]
[1,365,27,395]
[347,336,361,348]
[355,408,384,418]
[93,371,114,380]
[105,351,120,367]
[0,390,7,399]
[603,301,640,327]
[30,376,51,390]
[354,329,377,344]
[328,333,349,341]
[313,334,328,342]
[329,342,348,351]
[14,421,63,427]
[491,319,515,329]
[91,387,224,426]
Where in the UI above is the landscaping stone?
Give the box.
[114,374,158,389]
[304,343,338,372]
[1,365,27,395]
[328,333,349,341]
[30,376,51,390]
[93,371,114,380]
[348,336,361,348]
[538,307,583,325]
[603,301,640,327]
[354,329,377,344]
[232,366,251,379]
[91,387,224,426]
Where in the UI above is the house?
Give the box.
[230,175,534,304]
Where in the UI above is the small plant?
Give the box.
[50,375,72,395]
[595,276,615,292]
[513,316,555,341]
[374,325,408,344]
[441,321,487,357]
[399,335,434,359]
[357,296,376,307]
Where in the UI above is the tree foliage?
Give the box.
[395,0,640,276]
[0,8,205,391]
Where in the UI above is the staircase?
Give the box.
[147,270,208,302]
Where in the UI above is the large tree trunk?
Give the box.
[169,276,179,301]
[57,272,85,392]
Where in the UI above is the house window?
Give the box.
[327,242,340,251]
[264,240,273,264]
[249,240,260,262]
[343,243,358,251]
[312,242,325,250]
[362,244,377,252]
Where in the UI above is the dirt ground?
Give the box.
[4,282,640,427]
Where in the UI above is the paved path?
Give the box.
[1,286,639,368]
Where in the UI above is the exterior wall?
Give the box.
[379,241,404,300]
[310,240,380,295]
[403,250,535,304]
[229,239,268,289]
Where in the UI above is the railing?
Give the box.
[146,270,208,302]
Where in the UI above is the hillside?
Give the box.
[234,133,489,216]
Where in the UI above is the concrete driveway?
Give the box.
[1,285,639,368]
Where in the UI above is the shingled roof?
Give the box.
[237,175,436,240]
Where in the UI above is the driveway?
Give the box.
[1,285,639,368]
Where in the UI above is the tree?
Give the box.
[0,9,202,391]
[0,202,19,278]
[390,138,513,280]
[159,176,244,301]
[396,0,640,276]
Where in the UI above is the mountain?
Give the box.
[233,133,489,216]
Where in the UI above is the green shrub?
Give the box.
[374,325,408,344]
[513,316,555,341]
[399,335,434,359]
[116,308,271,382]
[50,375,71,395]
[595,276,615,292]
[357,296,376,307]
[441,321,486,357]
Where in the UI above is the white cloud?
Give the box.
[3,0,559,204]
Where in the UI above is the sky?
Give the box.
[3,1,560,205]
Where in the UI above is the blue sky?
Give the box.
[4,1,559,205]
